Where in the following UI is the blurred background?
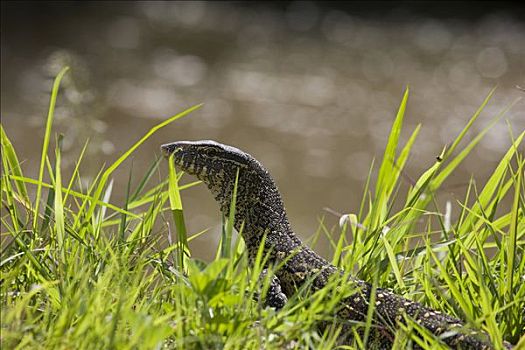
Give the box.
[2,1,524,259]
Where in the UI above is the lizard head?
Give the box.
[161,140,291,239]
[161,140,253,179]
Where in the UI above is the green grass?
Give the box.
[1,70,524,349]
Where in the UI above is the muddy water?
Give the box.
[1,3,524,260]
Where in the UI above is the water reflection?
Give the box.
[1,2,524,260]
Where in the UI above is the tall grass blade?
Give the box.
[445,87,496,158]
[54,134,66,263]
[119,163,133,240]
[371,87,409,228]
[34,66,69,230]
[168,154,190,270]
[221,169,239,259]
[506,158,522,300]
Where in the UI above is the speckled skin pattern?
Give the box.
[161,140,510,350]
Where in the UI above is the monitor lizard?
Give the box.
[161,140,512,349]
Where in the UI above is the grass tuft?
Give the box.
[1,72,523,349]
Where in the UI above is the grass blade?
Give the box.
[221,169,239,259]
[168,154,190,270]
[54,135,66,264]
[34,66,69,230]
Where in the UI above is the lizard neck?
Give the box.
[203,164,298,255]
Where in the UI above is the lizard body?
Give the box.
[161,140,510,349]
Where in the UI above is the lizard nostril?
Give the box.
[160,144,172,156]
